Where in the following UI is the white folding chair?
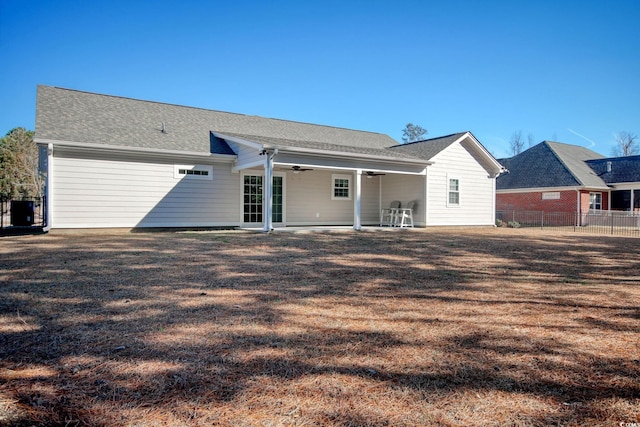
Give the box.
[380,200,401,226]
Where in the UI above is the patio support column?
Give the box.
[263,150,276,232]
[353,169,362,230]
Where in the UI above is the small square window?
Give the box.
[332,174,351,200]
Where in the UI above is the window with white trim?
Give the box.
[589,192,602,211]
[174,165,213,180]
[447,177,460,207]
[332,174,351,200]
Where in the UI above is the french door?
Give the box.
[242,174,284,225]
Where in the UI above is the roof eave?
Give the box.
[268,144,433,166]
[34,138,237,163]
[213,131,432,166]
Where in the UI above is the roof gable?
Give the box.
[498,141,607,190]
[388,132,504,175]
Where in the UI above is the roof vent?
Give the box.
[606,161,612,173]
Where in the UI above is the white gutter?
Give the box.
[34,138,236,162]
[43,143,53,232]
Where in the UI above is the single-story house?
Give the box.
[35,85,505,231]
[496,141,640,216]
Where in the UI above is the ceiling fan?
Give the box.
[365,171,386,178]
[291,165,314,173]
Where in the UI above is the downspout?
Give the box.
[353,169,362,230]
[43,143,53,232]
[491,174,496,226]
[424,167,429,226]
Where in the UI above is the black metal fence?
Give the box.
[496,210,640,237]
[0,197,46,232]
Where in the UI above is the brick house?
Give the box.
[496,141,640,221]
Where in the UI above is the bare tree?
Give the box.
[611,131,639,157]
[508,130,525,156]
[401,123,428,144]
[527,133,535,148]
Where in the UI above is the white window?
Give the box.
[542,192,561,200]
[447,177,460,207]
[332,174,351,200]
[589,192,602,211]
[174,165,213,180]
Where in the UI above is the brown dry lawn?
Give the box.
[1,227,639,426]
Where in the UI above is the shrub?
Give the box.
[508,221,521,228]
[495,219,504,227]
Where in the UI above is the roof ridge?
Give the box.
[39,85,390,138]
[544,141,607,187]
[543,141,583,185]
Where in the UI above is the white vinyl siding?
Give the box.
[51,155,239,228]
[380,174,426,226]
[426,141,496,226]
[360,175,382,225]
[286,170,354,225]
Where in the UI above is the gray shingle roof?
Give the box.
[386,132,467,160]
[215,131,426,160]
[35,85,400,156]
[585,156,640,184]
[497,141,607,190]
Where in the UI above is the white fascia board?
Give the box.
[456,132,506,174]
[608,182,640,189]
[232,159,267,172]
[34,138,236,163]
[273,145,432,167]
[275,161,427,175]
[496,186,601,194]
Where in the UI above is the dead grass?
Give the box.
[1,227,639,426]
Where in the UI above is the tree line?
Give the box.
[0,128,43,200]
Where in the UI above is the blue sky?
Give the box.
[1,0,639,158]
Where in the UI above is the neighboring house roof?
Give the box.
[585,156,640,184]
[497,141,607,190]
[35,86,400,157]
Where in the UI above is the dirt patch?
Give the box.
[1,228,639,426]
